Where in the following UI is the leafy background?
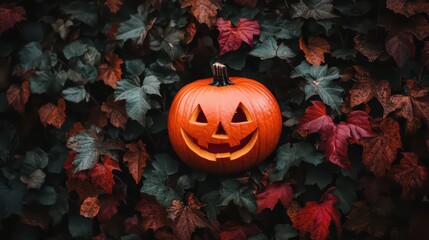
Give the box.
[1,0,429,239]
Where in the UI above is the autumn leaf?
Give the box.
[101,95,128,129]
[80,197,100,218]
[98,195,120,222]
[299,36,330,66]
[167,194,211,240]
[123,140,149,183]
[181,0,220,28]
[390,152,427,199]
[385,31,415,68]
[219,221,262,240]
[38,98,66,129]
[135,194,170,231]
[0,3,26,34]
[216,18,260,55]
[293,187,341,240]
[354,34,385,62]
[386,0,429,17]
[87,106,108,129]
[361,118,402,177]
[378,14,429,41]
[256,180,294,213]
[7,81,30,113]
[104,0,123,13]
[290,0,337,20]
[297,101,334,134]
[97,53,124,88]
[89,156,121,194]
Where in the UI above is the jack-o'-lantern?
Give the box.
[168,63,282,174]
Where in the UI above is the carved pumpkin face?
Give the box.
[168,66,282,174]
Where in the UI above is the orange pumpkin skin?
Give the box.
[168,76,282,174]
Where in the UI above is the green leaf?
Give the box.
[47,145,69,174]
[152,153,178,175]
[22,148,49,175]
[66,127,100,172]
[115,75,161,126]
[290,0,337,20]
[333,176,357,214]
[259,19,303,41]
[334,1,372,16]
[68,214,93,238]
[148,26,184,59]
[62,85,90,103]
[62,1,98,27]
[49,187,69,225]
[274,224,298,240]
[29,70,67,94]
[115,14,147,42]
[202,191,221,222]
[140,167,180,208]
[36,186,57,205]
[304,164,333,189]
[18,42,43,70]
[0,181,26,218]
[290,61,343,112]
[125,59,145,76]
[220,179,257,214]
[249,36,296,60]
[332,49,357,60]
[63,39,91,60]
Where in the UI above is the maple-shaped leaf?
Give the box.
[219,221,262,240]
[383,80,429,133]
[216,18,260,55]
[347,66,391,108]
[290,61,343,112]
[104,0,123,13]
[7,81,30,113]
[386,0,429,17]
[299,36,330,66]
[220,179,257,214]
[354,34,385,62]
[293,188,341,240]
[135,194,170,231]
[80,197,100,218]
[115,14,154,44]
[297,101,334,134]
[256,180,294,213]
[391,152,427,199]
[97,195,119,222]
[101,95,128,129]
[167,195,211,240]
[38,98,66,129]
[0,3,26,34]
[362,118,402,176]
[181,0,220,28]
[344,197,394,237]
[421,41,429,71]
[89,156,121,194]
[290,0,337,20]
[97,53,123,88]
[385,31,415,68]
[249,35,296,60]
[124,140,149,183]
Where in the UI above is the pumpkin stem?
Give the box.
[210,62,234,86]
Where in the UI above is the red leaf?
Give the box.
[123,140,149,183]
[297,101,334,134]
[104,0,123,13]
[299,36,331,66]
[216,18,260,55]
[7,81,30,113]
[98,195,120,222]
[354,34,385,62]
[181,0,221,28]
[80,197,100,218]
[101,95,127,129]
[0,3,26,34]
[293,188,341,240]
[362,118,402,176]
[386,0,429,17]
[124,215,142,235]
[385,31,415,68]
[184,22,197,45]
[87,105,108,129]
[89,156,121,194]
[391,152,427,199]
[219,221,262,240]
[97,53,124,88]
[135,194,170,231]
[38,98,66,128]
[256,180,294,213]
[319,123,353,170]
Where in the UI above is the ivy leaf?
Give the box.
[291,61,343,112]
[256,180,294,213]
[386,0,429,17]
[89,156,121,194]
[80,197,100,218]
[201,191,221,222]
[62,85,89,103]
[115,14,147,43]
[259,19,303,41]
[249,36,296,60]
[0,3,26,34]
[115,75,161,126]
[62,1,98,27]
[181,0,221,28]
[220,179,257,214]
[125,59,145,76]
[20,169,46,189]
[123,140,149,183]
[290,0,337,20]
[385,31,415,68]
[29,70,67,94]
[7,81,30,113]
[391,152,427,199]
[305,164,333,189]
[135,194,170,231]
[299,36,331,66]
[98,195,120,223]
[293,188,341,240]
[21,148,49,175]
[38,98,67,129]
[18,42,43,70]
[216,18,260,55]
[0,180,26,218]
[101,95,128,129]
[97,53,124,88]
[104,0,123,13]
[332,176,357,214]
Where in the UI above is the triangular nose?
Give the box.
[215,123,227,135]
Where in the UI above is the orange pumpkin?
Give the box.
[168,63,282,174]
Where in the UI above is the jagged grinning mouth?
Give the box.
[180,128,258,161]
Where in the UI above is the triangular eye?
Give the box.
[191,105,207,123]
[232,103,249,123]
